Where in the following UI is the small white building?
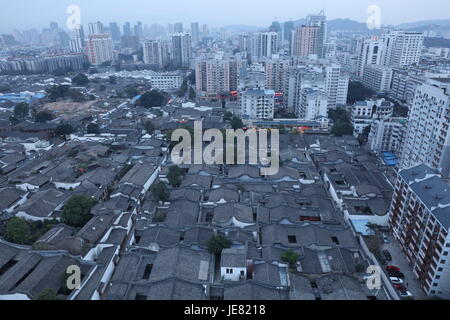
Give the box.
[221,248,248,282]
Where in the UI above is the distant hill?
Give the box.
[223,24,262,33]
[398,19,450,30]
[424,37,450,48]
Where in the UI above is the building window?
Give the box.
[226,269,233,274]
[288,235,297,244]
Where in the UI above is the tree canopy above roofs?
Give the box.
[72,73,90,86]
[14,102,29,119]
[61,195,97,228]
[137,90,166,108]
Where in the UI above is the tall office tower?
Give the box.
[123,22,132,36]
[109,22,121,42]
[88,22,104,35]
[356,36,383,77]
[241,89,275,120]
[202,24,209,37]
[49,22,59,32]
[69,25,85,53]
[238,34,250,52]
[265,58,290,94]
[400,78,450,177]
[85,34,113,65]
[291,26,320,57]
[0,36,5,51]
[381,30,424,67]
[305,10,327,58]
[22,29,41,45]
[149,24,166,39]
[269,21,282,45]
[121,35,140,50]
[388,164,450,298]
[174,22,184,33]
[171,33,191,68]
[191,22,200,44]
[134,21,143,39]
[143,40,169,69]
[283,21,294,42]
[250,32,278,58]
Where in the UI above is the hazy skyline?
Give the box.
[1,0,450,33]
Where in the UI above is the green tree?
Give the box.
[35,111,54,123]
[167,165,184,187]
[329,109,354,137]
[281,249,300,268]
[61,195,97,227]
[208,235,231,255]
[108,76,117,84]
[5,217,31,245]
[72,73,89,86]
[67,89,86,102]
[54,122,75,138]
[35,288,59,300]
[151,182,169,202]
[86,123,100,134]
[144,121,155,134]
[189,87,196,100]
[230,116,244,130]
[125,86,139,98]
[46,85,70,102]
[347,81,374,104]
[14,102,29,119]
[138,90,166,108]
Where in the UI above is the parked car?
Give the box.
[383,235,389,243]
[386,265,400,272]
[388,270,405,279]
[390,277,404,284]
[383,249,392,261]
[399,290,414,298]
[394,284,407,291]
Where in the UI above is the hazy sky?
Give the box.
[1,0,449,33]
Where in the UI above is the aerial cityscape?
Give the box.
[1,0,450,303]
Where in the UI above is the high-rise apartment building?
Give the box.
[109,22,121,42]
[297,88,328,120]
[174,22,184,33]
[283,21,294,42]
[306,11,327,58]
[400,78,450,177]
[69,25,85,53]
[357,36,383,77]
[143,40,169,69]
[191,22,200,44]
[250,32,278,59]
[85,34,113,65]
[291,26,320,57]
[291,11,327,58]
[389,164,450,298]
[171,33,191,68]
[88,22,104,35]
[195,56,246,98]
[381,31,424,67]
[241,89,275,120]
